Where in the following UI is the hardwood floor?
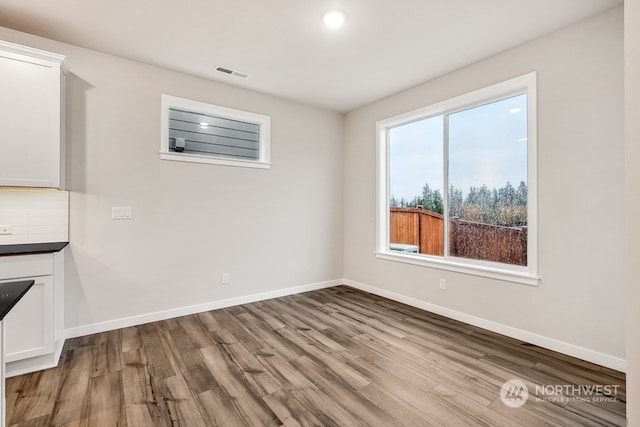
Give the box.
[6,286,626,426]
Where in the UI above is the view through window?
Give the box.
[380,74,536,279]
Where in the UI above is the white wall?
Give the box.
[344,7,625,367]
[0,5,628,379]
[0,26,344,331]
[625,0,640,423]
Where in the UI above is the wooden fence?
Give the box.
[390,208,444,256]
[390,207,527,266]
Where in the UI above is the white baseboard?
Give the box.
[342,279,627,373]
[62,277,626,373]
[64,279,340,339]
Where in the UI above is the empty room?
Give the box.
[0,0,638,426]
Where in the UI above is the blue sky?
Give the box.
[389,94,528,202]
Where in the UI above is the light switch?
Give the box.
[112,207,133,220]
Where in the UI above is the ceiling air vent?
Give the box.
[216,66,249,79]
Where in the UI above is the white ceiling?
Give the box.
[0,0,622,112]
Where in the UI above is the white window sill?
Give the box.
[375,251,540,286]
[160,152,271,169]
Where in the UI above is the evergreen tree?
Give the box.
[448,185,464,217]
[409,195,422,208]
[516,180,527,206]
[421,183,444,214]
[399,180,528,226]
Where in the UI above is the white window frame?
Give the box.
[376,72,539,286]
[160,94,271,169]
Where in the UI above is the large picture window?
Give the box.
[377,73,538,284]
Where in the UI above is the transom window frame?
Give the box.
[160,94,271,169]
[375,72,539,286]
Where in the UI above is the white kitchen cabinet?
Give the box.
[0,252,64,376]
[2,275,54,362]
[0,41,66,188]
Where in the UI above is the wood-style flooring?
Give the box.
[6,286,626,426]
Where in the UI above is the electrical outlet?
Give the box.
[221,273,230,285]
[0,225,12,235]
[439,278,446,290]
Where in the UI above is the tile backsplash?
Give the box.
[0,188,69,244]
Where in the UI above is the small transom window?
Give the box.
[160,95,271,169]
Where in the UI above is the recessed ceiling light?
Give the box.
[322,10,346,29]
[199,122,209,129]
[509,107,522,114]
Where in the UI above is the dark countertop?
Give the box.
[0,280,34,320]
[0,242,68,257]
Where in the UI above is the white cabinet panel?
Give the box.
[0,253,61,375]
[1,276,54,362]
[0,41,66,188]
[0,254,53,279]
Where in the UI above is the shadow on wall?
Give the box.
[66,72,92,194]
[64,73,93,329]
[63,246,146,329]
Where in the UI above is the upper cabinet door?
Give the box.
[0,41,66,188]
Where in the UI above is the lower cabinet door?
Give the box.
[2,276,54,362]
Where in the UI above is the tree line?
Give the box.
[391,181,527,227]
